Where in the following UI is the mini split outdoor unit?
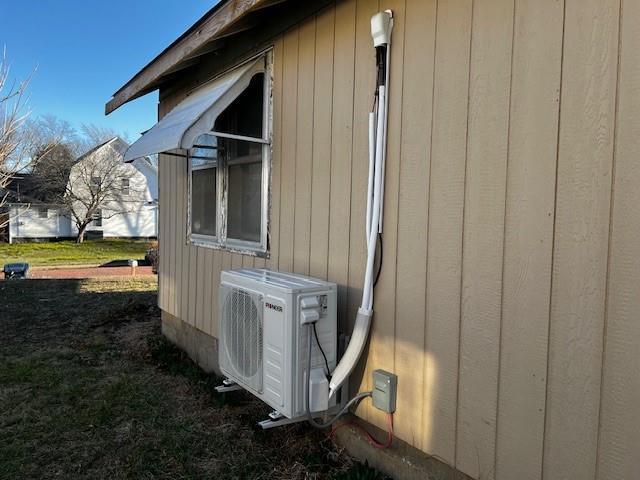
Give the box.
[218,268,339,423]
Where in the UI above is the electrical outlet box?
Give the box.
[372,369,397,413]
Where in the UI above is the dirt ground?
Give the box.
[0,277,384,480]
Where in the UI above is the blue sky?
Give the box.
[0,1,216,141]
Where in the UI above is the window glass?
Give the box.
[38,207,48,219]
[92,210,103,227]
[226,139,262,243]
[121,178,130,196]
[191,134,218,167]
[214,73,264,138]
[90,176,101,195]
[191,167,216,236]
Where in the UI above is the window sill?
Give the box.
[188,235,269,258]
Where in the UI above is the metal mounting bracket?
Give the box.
[258,411,307,430]
[215,378,243,393]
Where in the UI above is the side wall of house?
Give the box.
[10,206,73,240]
[157,1,639,479]
[97,204,158,238]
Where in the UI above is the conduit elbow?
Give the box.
[328,308,373,398]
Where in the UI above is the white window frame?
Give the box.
[187,51,273,256]
[37,207,48,219]
[90,176,101,195]
[121,178,130,196]
[92,209,103,227]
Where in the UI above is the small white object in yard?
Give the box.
[128,259,138,276]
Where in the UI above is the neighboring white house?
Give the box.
[7,203,72,241]
[66,137,158,240]
[6,137,158,243]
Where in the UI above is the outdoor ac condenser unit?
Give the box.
[219,268,338,420]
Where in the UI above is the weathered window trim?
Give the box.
[188,159,219,244]
[186,49,273,258]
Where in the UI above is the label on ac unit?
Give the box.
[262,296,286,408]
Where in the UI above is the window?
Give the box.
[92,209,103,227]
[38,207,48,219]
[121,178,130,196]
[188,54,271,254]
[90,176,101,195]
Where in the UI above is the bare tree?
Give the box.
[31,142,76,200]
[0,49,33,225]
[77,123,130,154]
[63,139,146,243]
[0,53,77,229]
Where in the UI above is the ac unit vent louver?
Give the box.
[221,286,263,392]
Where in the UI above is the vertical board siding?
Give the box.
[202,236,213,334]
[596,1,640,477]
[494,1,563,479]
[195,249,204,330]
[309,7,335,280]
[423,0,472,464]
[188,246,197,325]
[327,0,356,329]
[543,0,620,478]
[292,18,316,276]
[210,249,222,337]
[157,154,166,311]
[170,159,179,316]
[277,28,299,273]
[166,159,174,314]
[180,163,191,324]
[175,155,185,319]
[154,1,639,478]
[456,0,514,478]
[393,0,436,450]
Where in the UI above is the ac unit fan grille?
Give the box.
[222,288,263,381]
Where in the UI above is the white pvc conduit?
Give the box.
[328,10,393,399]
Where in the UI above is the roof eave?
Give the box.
[105,0,280,115]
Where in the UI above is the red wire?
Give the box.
[330,413,394,449]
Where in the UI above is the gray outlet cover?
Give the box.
[372,369,397,413]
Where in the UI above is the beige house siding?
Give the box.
[156,0,639,478]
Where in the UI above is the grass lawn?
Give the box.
[0,239,151,267]
[0,277,383,479]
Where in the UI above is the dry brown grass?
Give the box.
[0,277,383,480]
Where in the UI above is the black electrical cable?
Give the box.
[374,232,383,287]
[313,322,331,379]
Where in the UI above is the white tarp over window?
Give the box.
[124,58,263,162]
